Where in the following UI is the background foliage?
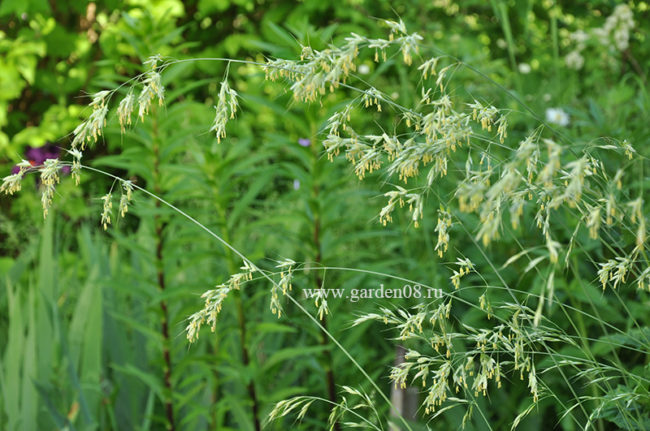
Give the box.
[1,1,649,430]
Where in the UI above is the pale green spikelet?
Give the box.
[117,91,135,132]
[210,79,239,143]
[40,158,62,218]
[1,160,31,195]
[100,193,112,230]
[119,180,134,217]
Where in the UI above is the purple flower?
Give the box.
[25,143,60,165]
[298,138,311,147]
[11,142,70,174]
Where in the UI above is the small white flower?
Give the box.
[358,64,370,75]
[545,108,569,127]
[565,50,584,70]
[518,63,531,74]
[593,27,609,46]
[570,29,589,44]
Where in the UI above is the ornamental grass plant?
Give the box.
[1,3,649,430]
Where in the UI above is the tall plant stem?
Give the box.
[314,218,338,410]
[235,292,261,431]
[216,202,261,431]
[152,112,175,431]
[309,128,339,430]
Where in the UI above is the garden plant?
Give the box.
[1,1,649,430]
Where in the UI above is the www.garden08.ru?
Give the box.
[302,284,444,302]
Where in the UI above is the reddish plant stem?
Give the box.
[217,203,261,431]
[152,114,175,431]
[236,295,262,431]
[310,138,340,430]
